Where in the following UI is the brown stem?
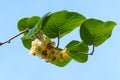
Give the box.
[37,30,44,41]
[0,28,29,46]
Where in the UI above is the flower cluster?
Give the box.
[30,39,69,62]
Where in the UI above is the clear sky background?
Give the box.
[0,0,120,80]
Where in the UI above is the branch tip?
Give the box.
[0,28,29,46]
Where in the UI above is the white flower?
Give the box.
[30,39,42,56]
[32,39,42,46]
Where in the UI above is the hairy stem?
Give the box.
[0,28,29,46]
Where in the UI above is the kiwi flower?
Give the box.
[30,39,43,56]
[30,39,70,62]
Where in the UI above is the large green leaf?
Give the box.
[21,36,34,49]
[17,16,40,31]
[51,57,71,67]
[41,10,86,38]
[66,40,88,63]
[50,48,71,67]
[80,18,117,47]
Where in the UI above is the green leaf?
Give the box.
[66,40,88,63]
[50,48,71,67]
[26,12,51,38]
[38,12,51,29]
[41,10,86,38]
[21,36,34,49]
[80,18,117,47]
[26,24,38,38]
[51,58,71,67]
[17,16,40,31]
[17,18,29,31]
[27,16,41,29]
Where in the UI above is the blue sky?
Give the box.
[0,0,120,80]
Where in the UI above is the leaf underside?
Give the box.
[80,18,116,47]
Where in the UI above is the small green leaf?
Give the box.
[26,24,38,38]
[66,40,88,63]
[17,16,40,31]
[38,11,51,29]
[27,16,41,29]
[26,12,51,38]
[17,18,29,31]
[21,36,34,49]
[80,18,117,47]
[41,10,86,38]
